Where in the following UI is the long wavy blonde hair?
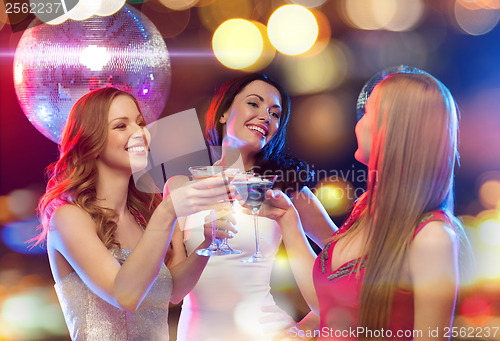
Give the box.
[35,87,161,251]
[341,72,467,337]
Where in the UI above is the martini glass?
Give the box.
[188,166,240,256]
[233,173,277,263]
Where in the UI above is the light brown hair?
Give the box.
[35,87,161,251]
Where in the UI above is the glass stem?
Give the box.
[210,209,217,249]
[253,208,260,256]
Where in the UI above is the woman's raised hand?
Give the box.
[247,189,295,222]
[163,175,235,218]
[202,207,237,241]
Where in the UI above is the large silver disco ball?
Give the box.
[13,6,171,143]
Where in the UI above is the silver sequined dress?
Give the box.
[54,248,172,341]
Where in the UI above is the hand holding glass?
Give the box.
[188,166,240,256]
[233,173,277,262]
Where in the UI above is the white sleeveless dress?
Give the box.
[177,201,289,341]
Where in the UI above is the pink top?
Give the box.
[313,195,452,340]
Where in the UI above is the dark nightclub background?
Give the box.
[1,0,500,340]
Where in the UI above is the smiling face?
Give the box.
[97,95,150,174]
[355,84,381,166]
[219,80,282,157]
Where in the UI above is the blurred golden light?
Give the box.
[371,0,398,28]
[385,0,424,31]
[476,248,500,281]
[455,0,500,35]
[286,0,327,8]
[212,19,263,69]
[195,0,217,6]
[0,0,8,31]
[271,246,295,291]
[458,0,500,10]
[344,0,388,30]
[0,196,17,225]
[158,0,199,11]
[279,42,348,95]
[142,1,190,38]
[479,179,500,209]
[342,0,423,31]
[267,5,319,55]
[95,0,126,16]
[0,288,67,338]
[241,21,276,72]
[314,179,354,217]
[479,219,500,246]
[6,189,38,220]
[198,0,253,32]
[303,9,332,56]
[254,0,282,22]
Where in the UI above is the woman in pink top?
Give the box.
[258,68,470,340]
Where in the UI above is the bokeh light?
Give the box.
[0,288,67,339]
[158,0,200,11]
[478,219,500,246]
[279,42,349,95]
[302,9,332,57]
[454,0,500,35]
[0,196,18,225]
[0,0,8,31]
[286,0,327,8]
[267,5,319,55]
[195,0,217,6]
[479,179,500,209]
[343,0,391,30]
[198,0,253,32]
[212,19,263,69]
[342,0,424,31]
[142,1,191,39]
[241,21,276,72]
[6,189,38,220]
[314,178,355,217]
[68,0,103,21]
[384,0,424,31]
[2,218,44,255]
[462,210,500,284]
[271,246,296,291]
[458,0,500,10]
[288,94,353,164]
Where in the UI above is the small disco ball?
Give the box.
[355,65,429,121]
[13,6,171,143]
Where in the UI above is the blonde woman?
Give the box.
[260,69,468,340]
[35,87,234,340]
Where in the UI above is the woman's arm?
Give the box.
[49,199,177,312]
[290,186,337,249]
[409,221,459,341]
[164,175,236,304]
[49,176,233,313]
[259,190,320,314]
